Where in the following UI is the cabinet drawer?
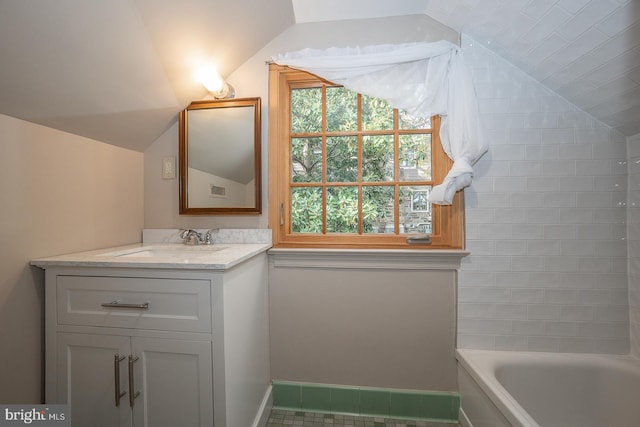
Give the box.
[57,276,211,332]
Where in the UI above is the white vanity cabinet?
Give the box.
[56,333,213,427]
[37,249,271,427]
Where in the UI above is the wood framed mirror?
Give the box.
[179,97,261,215]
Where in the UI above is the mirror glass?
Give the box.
[179,97,261,214]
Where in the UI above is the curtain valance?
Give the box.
[272,40,487,205]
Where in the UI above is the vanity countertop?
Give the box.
[31,242,271,271]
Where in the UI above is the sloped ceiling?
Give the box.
[295,0,640,137]
[0,0,294,151]
[420,0,640,137]
[0,0,638,154]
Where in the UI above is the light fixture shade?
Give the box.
[197,63,235,99]
[210,82,235,99]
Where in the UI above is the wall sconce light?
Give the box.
[196,63,235,99]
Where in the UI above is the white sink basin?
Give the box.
[99,245,226,259]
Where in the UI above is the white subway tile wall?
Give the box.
[628,133,640,357]
[458,35,630,354]
[422,1,640,136]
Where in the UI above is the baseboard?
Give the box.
[272,381,459,423]
[252,385,273,427]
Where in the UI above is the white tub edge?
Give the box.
[456,349,640,427]
[456,349,541,427]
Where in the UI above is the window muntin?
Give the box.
[269,66,463,249]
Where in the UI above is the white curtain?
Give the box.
[272,40,487,205]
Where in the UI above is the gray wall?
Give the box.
[0,114,143,402]
[269,255,459,392]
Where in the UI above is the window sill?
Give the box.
[268,248,469,270]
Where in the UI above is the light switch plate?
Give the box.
[162,157,176,179]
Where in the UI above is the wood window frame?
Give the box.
[268,64,464,249]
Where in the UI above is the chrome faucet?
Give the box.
[179,229,204,246]
[179,228,218,245]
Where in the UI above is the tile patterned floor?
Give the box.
[267,410,460,427]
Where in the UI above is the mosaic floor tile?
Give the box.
[266,409,460,427]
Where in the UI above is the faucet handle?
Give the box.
[204,229,219,245]
[179,229,204,245]
[179,228,196,239]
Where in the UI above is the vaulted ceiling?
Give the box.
[0,0,638,153]
[0,0,294,151]
[421,0,640,137]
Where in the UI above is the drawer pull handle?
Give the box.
[114,354,127,407]
[101,300,149,310]
[128,355,141,408]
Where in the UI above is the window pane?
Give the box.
[291,137,322,183]
[327,136,358,182]
[399,134,432,181]
[326,87,357,132]
[362,94,393,131]
[291,187,323,233]
[362,186,396,234]
[399,110,431,129]
[399,186,432,235]
[326,186,359,233]
[291,87,321,133]
[363,135,394,182]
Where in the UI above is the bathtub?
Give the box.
[456,349,640,427]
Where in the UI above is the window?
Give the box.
[268,65,464,249]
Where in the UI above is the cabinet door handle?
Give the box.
[114,354,127,407]
[128,355,141,408]
[101,300,149,310]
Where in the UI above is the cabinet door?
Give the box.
[57,333,132,427]
[131,337,213,427]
